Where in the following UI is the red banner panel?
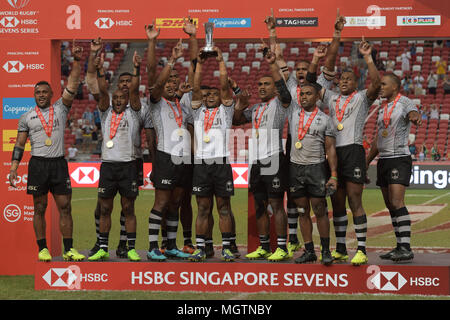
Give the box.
[35,261,450,296]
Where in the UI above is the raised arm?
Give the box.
[129,51,142,111]
[145,22,160,88]
[266,50,291,108]
[308,45,328,100]
[233,88,251,125]
[62,40,83,107]
[323,8,345,79]
[192,49,206,109]
[183,17,198,88]
[214,47,233,106]
[95,53,110,112]
[86,37,102,102]
[359,37,381,101]
[151,40,184,103]
[264,9,289,81]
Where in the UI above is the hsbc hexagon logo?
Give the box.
[42,268,78,288]
[370,271,407,291]
[95,17,115,29]
[3,60,24,73]
[0,16,19,28]
[7,0,31,9]
[70,167,99,185]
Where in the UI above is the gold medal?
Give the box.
[106,140,114,148]
[178,128,183,137]
[255,129,259,139]
[204,135,210,143]
[45,138,52,146]
[295,141,302,149]
[381,129,388,138]
[337,123,344,131]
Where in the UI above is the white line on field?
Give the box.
[72,197,97,202]
[406,194,436,197]
[423,192,450,205]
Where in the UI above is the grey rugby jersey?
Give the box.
[17,98,69,158]
[193,104,234,159]
[244,97,288,161]
[323,89,373,148]
[287,72,332,111]
[100,106,142,162]
[376,95,417,159]
[287,105,336,165]
[149,97,192,157]
[134,102,153,159]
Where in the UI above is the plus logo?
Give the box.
[0,16,19,28]
[94,17,114,29]
[2,60,24,73]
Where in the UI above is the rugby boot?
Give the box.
[127,249,141,262]
[116,243,128,258]
[38,248,52,262]
[320,248,333,266]
[88,249,109,261]
[146,248,167,262]
[390,246,414,262]
[221,248,235,262]
[379,247,399,260]
[267,247,289,262]
[189,249,206,262]
[295,250,317,264]
[245,246,271,260]
[331,249,349,262]
[63,248,85,261]
[165,248,191,260]
[351,250,368,266]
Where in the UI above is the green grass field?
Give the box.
[1,187,449,300]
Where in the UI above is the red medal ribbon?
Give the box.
[383,93,402,128]
[163,97,183,128]
[110,110,124,140]
[254,97,274,130]
[298,107,318,141]
[204,107,219,134]
[296,85,301,106]
[335,91,357,123]
[35,106,54,138]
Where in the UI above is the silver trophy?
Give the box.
[201,22,218,58]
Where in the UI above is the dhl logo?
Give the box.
[2,130,31,151]
[155,18,198,28]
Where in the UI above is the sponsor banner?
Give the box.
[35,262,450,296]
[275,17,318,27]
[344,16,386,27]
[0,1,448,39]
[397,15,441,26]
[2,129,31,151]
[209,18,251,28]
[2,97,35,119]
[68,162,249,189]
[366,163,450,190]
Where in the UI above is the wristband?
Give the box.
[12,146,24,162]
[331,176,338,181]
[133,66,140,77]
[65,87,75,95]
[232,86,241,96]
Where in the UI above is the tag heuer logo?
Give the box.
[95,18,115,29]
[0,16,19,28]
[3,60,24,73]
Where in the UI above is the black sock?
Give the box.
[320,237,330,251]
[63,238,73,253]
[259,234,270,251]
[37,239,47,252]
[183,230,192,245]
[394,207,411,250]
[222,232,232,250]
[305,241,315,253]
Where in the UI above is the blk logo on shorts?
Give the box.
[354,167,362,179]
[272,177,281,189]
[391,168,399,180]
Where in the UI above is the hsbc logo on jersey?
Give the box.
[70,167,99,185]
[3,60,24,73]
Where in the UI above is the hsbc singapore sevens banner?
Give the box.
[0,0,449,40]
[35,261,450,296]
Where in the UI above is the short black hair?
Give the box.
[119,72,133,78]
[341,69,357,81]
[34,80,51,88]
[302,82,322,93]
[384,73,401,90]
[200,85,211,90]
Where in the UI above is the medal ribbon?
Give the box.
[204,107,219,134]
[35,106,54,138]
[296,85,301,106]
[254,97,274,130]
[383,93,402,128]
[335,91,357,123]
[163,97,183,128]
[298,107,318,141]
[109,110,124,140]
